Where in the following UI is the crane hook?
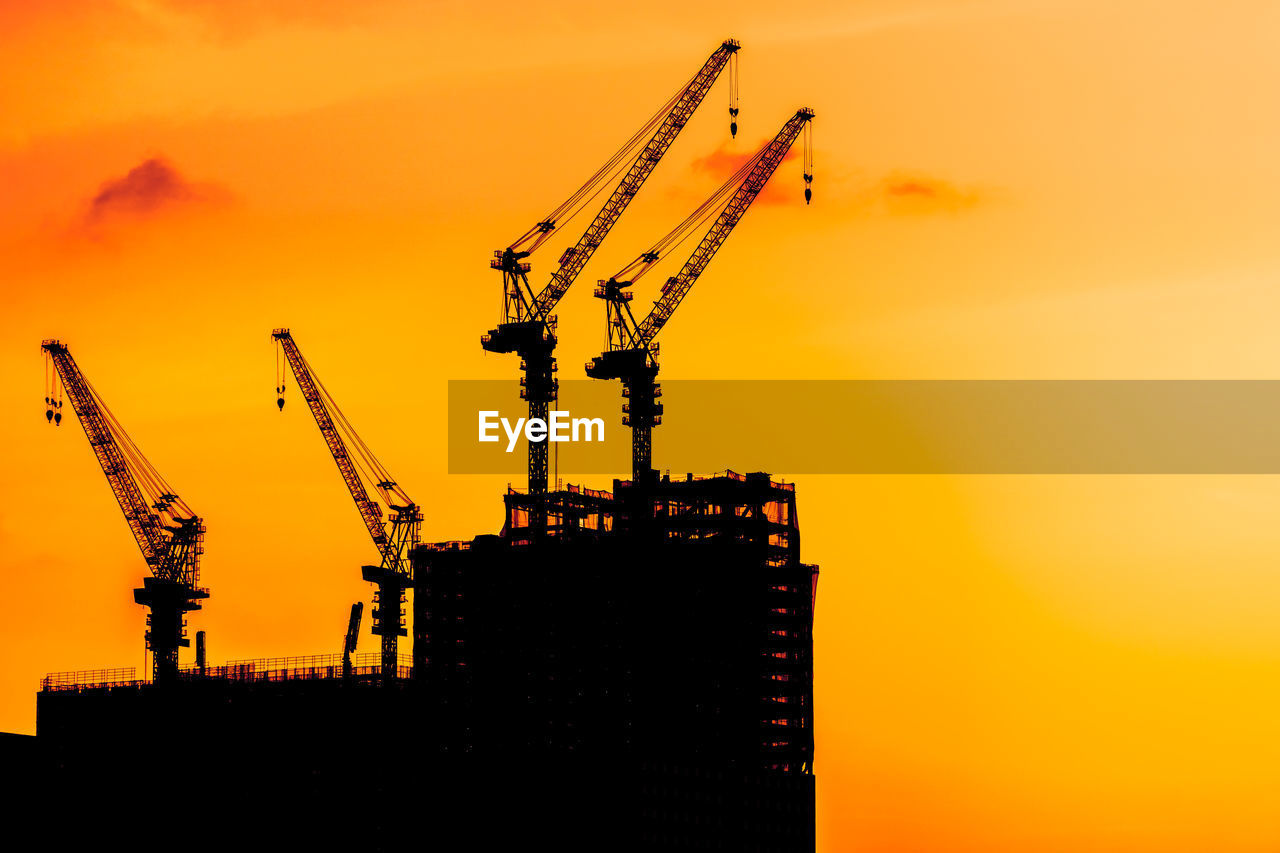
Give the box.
[277,396,285,411]
[54,411,62,425]
[45,408,53,423]
[802,119,814,204]
[727,50,740,139]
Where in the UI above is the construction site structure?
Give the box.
[29,468,816,850]
[41,340,208,683]
[23,39,821,852]
[342,601,363,679]
[483,39,740,517]
[588,108,815,481]
[273,329,421,679]
[417,469,817,848]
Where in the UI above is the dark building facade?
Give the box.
[26,472,817,851]
[413,471,818,849]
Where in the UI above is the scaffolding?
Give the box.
[423,469,818,778]
[503,470,801,564]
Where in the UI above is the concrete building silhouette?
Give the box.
[23,471,817,851]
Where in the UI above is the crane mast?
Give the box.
[483,39,740,514]
[42,340,208,683]
[587,108,815,481]
[272,329,420,679]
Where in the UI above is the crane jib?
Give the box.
[42,341,203,587]
[272,330,418,578]
[525,40,740,324]
[630,109,813,349]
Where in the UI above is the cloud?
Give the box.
[690,141,800,176]
[876,172,982,214]
[82,157,226,225]
[684,144,984,215]
[687,139,804,206]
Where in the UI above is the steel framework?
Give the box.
[273,329,420,679]
[42,340,208,683]
[483,39,741,512]
[587,109,815,481]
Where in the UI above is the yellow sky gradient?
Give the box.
[4,2,1280,850]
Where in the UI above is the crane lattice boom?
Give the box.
[272,329,418,679]
[587,108,814,482]
[524,40,741,324]
[630,108,814,350]
[42,339,207,683]
[484,40,740,502]
[272,329,418,575]
[42,340,203,587]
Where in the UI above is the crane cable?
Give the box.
[43,348,199,578]
[609,116,813,288]
[292,347,414,511]
[507,60,708,255]
[728,51,740,138]
[43,352,63,425]
[80,374,194,526]
[93,382,193,520]
[803,120,814,204]
[607,136,774,287]
[275,339,287,410]
[42,349,194,551]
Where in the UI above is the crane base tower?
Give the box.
[132,577,209,684]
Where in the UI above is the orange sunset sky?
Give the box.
[4,1,1280,850]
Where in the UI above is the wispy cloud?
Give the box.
[687,139,804,206]
[876,172,982,214]
[684,145,985,216]
[81,157,227,226]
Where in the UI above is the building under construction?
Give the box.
[28,471,816,850]
[17,39,821,851]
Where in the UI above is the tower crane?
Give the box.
[41,340,208,684]
[586,109,815,481]
[483,39,741,514]
[272,329,420,680]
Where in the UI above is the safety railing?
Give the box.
[41,667,139,692]
[42,654,413,691]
